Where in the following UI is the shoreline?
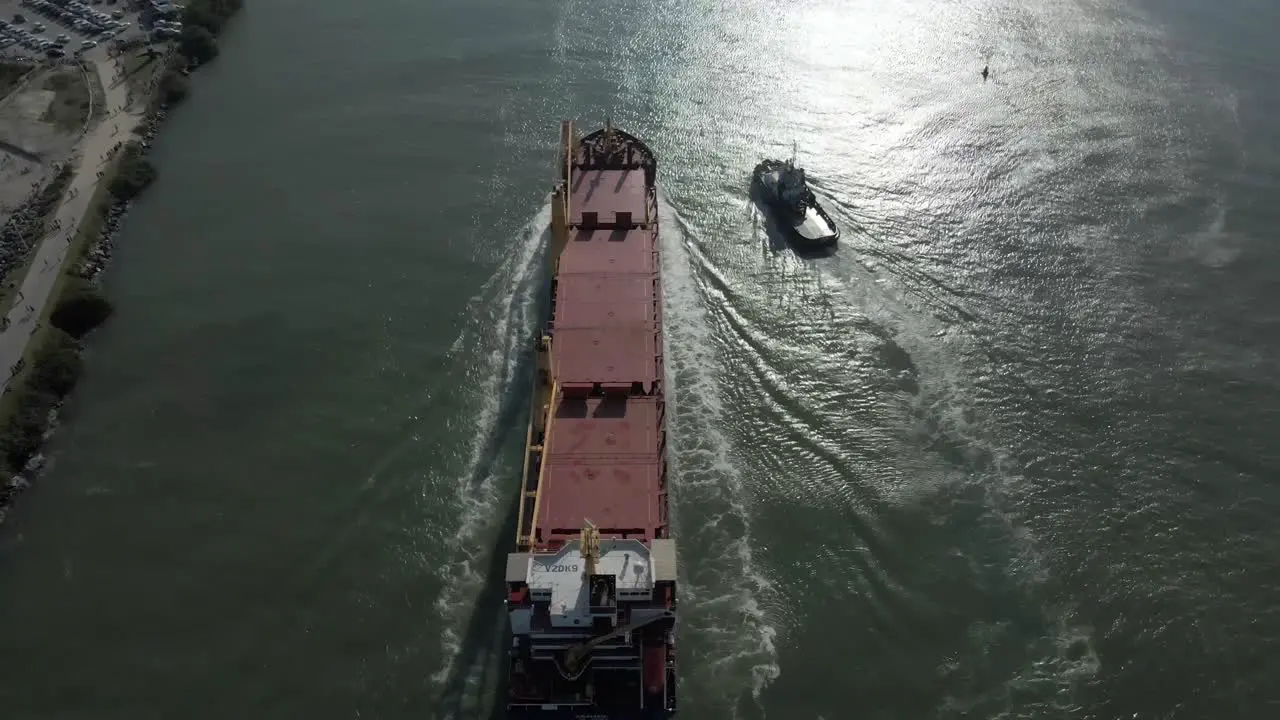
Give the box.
[0,1,244,525]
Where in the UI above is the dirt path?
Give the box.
[0,50,147,393]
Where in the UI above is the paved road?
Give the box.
[0,49,146,394]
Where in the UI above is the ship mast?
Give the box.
[581,519,600,578]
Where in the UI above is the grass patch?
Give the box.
[0,61,33,99]
[39,69,91,132]
[86,60,106,124]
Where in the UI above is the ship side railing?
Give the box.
[649,188,668,539]
[560,120,575,185]
[515,384,539,550]
[517,375,559,550]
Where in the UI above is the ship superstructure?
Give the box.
[506,121,677,719]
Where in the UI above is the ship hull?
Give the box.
[504,122,677,719]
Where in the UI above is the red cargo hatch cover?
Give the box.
[571,169,648,225]
[552,327,658,387]
[558,228,657,276]
[554,275,656,329]
[538,397,663,539]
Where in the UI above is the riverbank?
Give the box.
[0,0,244,523]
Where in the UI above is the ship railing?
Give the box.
[517,378,559,550]
[658,485,669,532]
[559,120,575,184]
[528,636,638,650]
[547,275,559,334]
[508,700,593,708]
[574,156,651,171]
[515,395,538,550]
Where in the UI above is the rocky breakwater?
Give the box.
[0,107,164,524]
[1,0,246,523]
[0,164,73,286]
[78,108,166,281]
[0,452,43,526]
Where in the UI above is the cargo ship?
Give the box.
[505,120,678,719]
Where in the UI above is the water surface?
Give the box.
[2,1,1279,718]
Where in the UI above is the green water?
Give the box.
[3,0,1279,718]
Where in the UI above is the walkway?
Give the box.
[0,50,148,394]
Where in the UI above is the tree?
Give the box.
[178,25,218,65]
[50,283,113,339]
[182,0,244,33]
[0,387,57,470]
[30,332,82,397]
[159,70,188,105]
[108,144,157,202]
[182,6,224,34]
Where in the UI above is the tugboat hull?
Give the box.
[751,159,840,249]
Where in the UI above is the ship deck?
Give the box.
[519,127,667,552]
[538,395,666,537]
[506,122,677,719]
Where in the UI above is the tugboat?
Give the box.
[751,147,840,249]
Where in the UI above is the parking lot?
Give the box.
[0,0,160,62]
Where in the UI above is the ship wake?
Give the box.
[429,204,552,717]
[660,197,781,718]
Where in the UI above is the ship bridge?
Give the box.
[508,537,677,632]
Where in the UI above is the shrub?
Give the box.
[46,72,73,91]
[178,26,218,65]
[0,387,58,470]
[30,330,82,397]
[50,281,113,339]
[158,69,188,106]
[108,143,156,201]
[0,330,83,471]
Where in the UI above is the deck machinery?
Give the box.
[505,121,677,720]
